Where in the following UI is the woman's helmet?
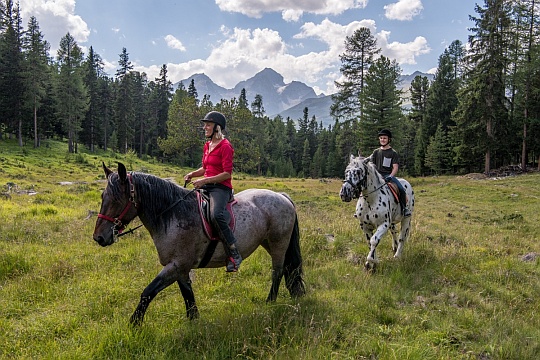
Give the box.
[378,129,392,138]
[201,111,226,130]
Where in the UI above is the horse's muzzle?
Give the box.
[339,187,353,202]
[93,233,113,247]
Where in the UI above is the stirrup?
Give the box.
[402,209,412,217]
[226,256,242,272]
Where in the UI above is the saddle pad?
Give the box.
[387,182,400,203]
[387,182,408,204]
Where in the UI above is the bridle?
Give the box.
[98,173,138,242]
[344,163,387,199]
[343,164,367,199]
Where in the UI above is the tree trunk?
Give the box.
[34,102,39,148]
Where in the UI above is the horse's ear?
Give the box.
[103,162,113,178]
[117,162,127,183]
[350,154,355,162]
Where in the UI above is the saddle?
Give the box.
[386,182,404,204]
[196,189,237,241]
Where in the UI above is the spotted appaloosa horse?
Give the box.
[339,155,415,271]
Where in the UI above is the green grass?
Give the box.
[1,138,540,359]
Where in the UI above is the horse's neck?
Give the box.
[134,175,195,227]
[362,166,384,201]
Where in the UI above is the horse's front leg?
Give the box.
[365,223,389,272]
[130,262,183,326]
[177,277,199,320]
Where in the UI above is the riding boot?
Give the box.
[399,189,411,217]
[225,243,243,272]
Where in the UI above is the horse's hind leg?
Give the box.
[389,224,399,255]
[267,266,284,302]
[394,218,412,258]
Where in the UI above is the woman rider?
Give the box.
[184,111,243,272]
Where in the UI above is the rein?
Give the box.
[154,183,196,219]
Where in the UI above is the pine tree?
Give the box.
[464,0,513,172]
[358,55,403,155]
[81,46,105,152]
[238,88,248,109]
[0,0,25,144]
[158,88,203,167]
[251,94,265,118]
[301,138,311,178]
[419,50,460,173]
[55,32,88,153]
[114,47,134,153]
[152,64,173,156]
[187,78,198,105]
[22,16,50,148]
[425,124,452,175]
[331,27,380,121]
[409,75,429,175]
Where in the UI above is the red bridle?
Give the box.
[98,173,137,239]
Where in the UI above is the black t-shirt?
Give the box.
[370,148,399,176]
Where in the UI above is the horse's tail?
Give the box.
[283,213,306,298]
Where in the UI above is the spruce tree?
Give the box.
[358,55,403,155]
[55,33,88,153]
[0,0,25,144]
[22,16,50,148]
[114,48,134,153]
[331,27,380,121]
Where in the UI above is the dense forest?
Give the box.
[1,0,539,177]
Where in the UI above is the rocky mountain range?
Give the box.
[175,68,433,128]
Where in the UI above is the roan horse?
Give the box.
[339,155,415,271]
[93,162,305,325]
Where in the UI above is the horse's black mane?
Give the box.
[109,171,197,229]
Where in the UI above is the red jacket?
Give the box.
[202,138,234,189]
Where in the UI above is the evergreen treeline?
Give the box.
[1,0,539,177]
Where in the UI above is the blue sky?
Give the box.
[19,0,474,95]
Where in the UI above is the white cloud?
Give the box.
[377,30,430,65]
[160,18,431,95]
[164,35,186,51]
[19,0,90,52]
[384,0,423,21]
[215,0,368,21]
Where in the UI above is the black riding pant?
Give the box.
[204,184,237,246]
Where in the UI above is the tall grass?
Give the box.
[1,139,539,359]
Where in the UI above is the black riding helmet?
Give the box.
[201,111,226,130]
[378,129,392,138]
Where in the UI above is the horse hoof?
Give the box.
[364,262,376,273]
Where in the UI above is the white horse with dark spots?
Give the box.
[339,155,415,271]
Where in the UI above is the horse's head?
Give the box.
[93,162,139,246]
[340,155,367,202]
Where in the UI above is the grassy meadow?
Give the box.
[1,138,540,360]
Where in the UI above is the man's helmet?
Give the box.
[378,129,392,138]
[201,111,226,130]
